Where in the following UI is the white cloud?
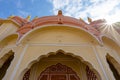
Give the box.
[49,0,120,23]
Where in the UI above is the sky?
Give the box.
[0,0,120,23]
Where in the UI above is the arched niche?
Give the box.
[20,50,101,80]
[18,25,100,45]
[0,50,14,80]
[0,34,18,49]
[102,36,120,57]
[0,22,19,42]
[106,54,120,80]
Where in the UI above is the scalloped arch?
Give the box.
[19,49,101,80]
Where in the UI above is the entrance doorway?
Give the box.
[37,63,80,80]
[22,51,101,80]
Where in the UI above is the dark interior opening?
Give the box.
[106,58,120,80]
[0,53,14,80]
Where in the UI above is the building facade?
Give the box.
[0,10,120,80]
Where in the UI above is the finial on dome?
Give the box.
[79,18,83,21]
[8,15,14,19]
[58,10,62,15]
[87,17,92,23]
[26,15,31,21]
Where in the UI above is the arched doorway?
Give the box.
[106,54,120,80]
[0,50,14,80]
[22,50,101,80]
[37,63,80,80]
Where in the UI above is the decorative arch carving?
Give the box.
[23,69,31,80]
[37,63,80,80]
[86,66,98,80]
[20,50,101,80]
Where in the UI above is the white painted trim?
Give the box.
[10,44,29,80]
[92,46,109,80]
